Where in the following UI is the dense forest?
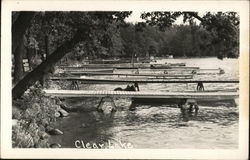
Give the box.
[64,23,225,60]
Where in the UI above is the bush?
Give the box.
[12,82,59,148]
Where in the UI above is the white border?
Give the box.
[1,0,249,159]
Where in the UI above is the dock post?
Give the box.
[70,80,79,90]
[194,103,199,116]
[97,97,105,112]
[135,69,139,74]
[197,81,204,91]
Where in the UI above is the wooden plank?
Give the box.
[146,77,193,79]
[62,67,220,71]
[67,71,193,77]
[62,68,221,76]
[60,65,199,70]
[169,66,199,69]
[166,63,186,66]
[50,77,239,83]
[115,66,199,69]
[59,63,166,67]
[136,68,220,71]
[44,89,239,100]
[52,76,192,80]
[63,68,114,73]
[61,64,149,69]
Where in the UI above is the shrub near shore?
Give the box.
[12,82,62,148]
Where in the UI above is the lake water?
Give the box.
[49,58,239,149]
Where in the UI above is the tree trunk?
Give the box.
[13,37,25,84]
[26,47,34,70]
[12,12,35,83]
[45,34,50,59]
[12,29,87,99]
[12,12,35,54]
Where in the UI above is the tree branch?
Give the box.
[186,12,204,22]
[12,29,87,99]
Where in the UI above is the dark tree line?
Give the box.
[118,23,225,58]
[12,11,239,100]
[140,11,239,59]
[65,12,239,60]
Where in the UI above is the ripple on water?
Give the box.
[50,58,239,149]
[50,103,238,149]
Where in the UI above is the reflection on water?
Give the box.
[50,58,239,149]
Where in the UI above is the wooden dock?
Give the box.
[60,63,153,69]
[62,68,114,73]
[60,65,199,70]
[118,68,220,71]
[115,66,199,69]
[67,72,193,78]
[60,62,186,68]
[44,90,239,100]
[165,62,186,66]
[61,67,222,74]
[50,76,239,84]
[62,68,222,75]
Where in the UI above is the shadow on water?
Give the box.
[50,97,119,148]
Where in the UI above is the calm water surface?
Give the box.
[50,58,239,149]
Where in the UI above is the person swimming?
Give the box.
[179,99,199,121]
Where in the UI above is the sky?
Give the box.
[124,11,144,23]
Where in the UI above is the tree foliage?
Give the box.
[12,11,132,99]
[140,11,239,59]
